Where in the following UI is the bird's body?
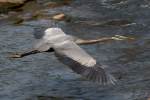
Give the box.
[9,27,134,84]
[32,28,116,84]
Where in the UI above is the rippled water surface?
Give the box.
[0,0,150,100]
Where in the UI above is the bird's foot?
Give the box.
[111,35,135,41]
[9,53,22,58]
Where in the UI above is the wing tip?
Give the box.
[105,72,117,85]
[83,66,117,85]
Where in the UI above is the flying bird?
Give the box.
[10,28,133,85]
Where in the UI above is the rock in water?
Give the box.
[52,13,66,21]
[0,0,28,9]
[0,0,27,4]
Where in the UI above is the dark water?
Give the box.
[0,0,150,100]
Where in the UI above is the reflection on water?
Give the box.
[0,0,150,100]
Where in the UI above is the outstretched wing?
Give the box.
[33,27,116,84]
[54,41,116,85]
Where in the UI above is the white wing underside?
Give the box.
[54,41,96,67]
[35,28,96,67]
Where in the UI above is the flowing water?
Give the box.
[0,0,150,100]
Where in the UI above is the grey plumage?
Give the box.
[34,27,116,85]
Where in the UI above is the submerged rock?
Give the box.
[43,0,72,8]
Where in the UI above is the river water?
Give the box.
[0,0,150,100]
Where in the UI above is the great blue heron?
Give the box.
[9,28,133,85]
